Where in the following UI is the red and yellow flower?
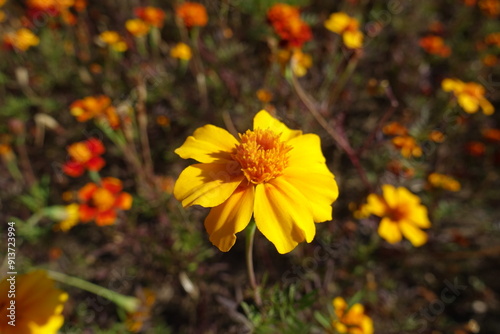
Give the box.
[63,138,105,177]
[324,12,363,49]
[173,110,339,254]
[126,19,150,37]
[78,177,133,226]
[442,78,494,115]
[365,184,431,247]
[332,297,374,334]
[0,270,68,334]
[70,95,120,128]
[267,3,312,48]
[3,28,39,51]
[176,2,208,28]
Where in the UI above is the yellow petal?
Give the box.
[254,178,315,254]
[441,78,462,92]
[324,12,351,34]
[400,220,428,247]
[458,95,479,113]
[283,166,338,222]
[173,163,244,207]
[365,194,388,217]
[286,133,331,173]
[253,110,302,142]
[381,184,398,208]
[479,98,495,115]
[396,187,420,205]
[378,217,402,244]
[175,124,239,163]
[343,30,363,49]
[204,185,254,252]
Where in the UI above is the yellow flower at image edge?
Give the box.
[365,185,431,247]
[0,270,68,334]
[332,297,373,334]
[173,110,339,254]
[442,78,494,115]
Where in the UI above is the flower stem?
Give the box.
[245,221,261,306]
[47,270,140,313]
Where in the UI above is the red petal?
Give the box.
[115,192,133,210]
[79,204,97,222]
[78,183,98,202]
[96,210,117,226]
[102,177,122,193]
[86,138,105,155]
[63,161,85,177]
[87,157,105,171]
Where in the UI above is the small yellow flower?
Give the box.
[391,136,422,158]
[174,110,339,254]
[126,19,150,37]
[290,49,312,77]
[442,78,494,115]
[3,28,40,51]
[332,297,373,334]
[98,31,127,52]
[428,173,461,192]
[54,203,81,232]
[0,270,68,334]
[170,42,192,60]
[428,130,445,143]
[324,12,363,49]
[365,184,431,247]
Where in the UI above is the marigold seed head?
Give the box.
[232,129,292,184]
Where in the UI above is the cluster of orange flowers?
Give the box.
[267,3,312,48]
[383,122,423,158]
[25,0,87,26]
[332,297,373,334]
[442,78,495,115]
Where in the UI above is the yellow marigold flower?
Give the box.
[70,95,120,128]
[170,42,192,60]
[126,19,150,37]
[3,28,39,51]
[428,173,461,192]
[332,297,373,334]
[291,49,313,77]
[442,78,494,115]
[324,12,363,49]
[173,110,339,254]
[0,270,68,333]
[98,31,127,52]
[391,136,422,158]
[365,184,431,247]
[176,2,208,28]
[54,203,81,231]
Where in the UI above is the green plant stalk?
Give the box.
[47,270,140,313]
[245,221,262,306]
[328,54,360,108]
[190,27,208,113]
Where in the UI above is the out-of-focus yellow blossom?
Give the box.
[54,203,81,231]
[428,173,461,192]
[277,49,313,77]
[442,78,494,115]
[0,270,68,334]
[3,28,39,51]
[126,19,150,37]
[332,297,374,334]
[170,42,192,60]
[365,184,431,247]
[391,136,422,158]
[324,12,363,49]
[98,31,127,52]
[126,288,156,333]
[429,130,445,143]
[350,202,370,219]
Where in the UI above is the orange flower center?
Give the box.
[388,204,408,222]
[232,129,292,184]
[92,188,115,211]
[68,142,92,162]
